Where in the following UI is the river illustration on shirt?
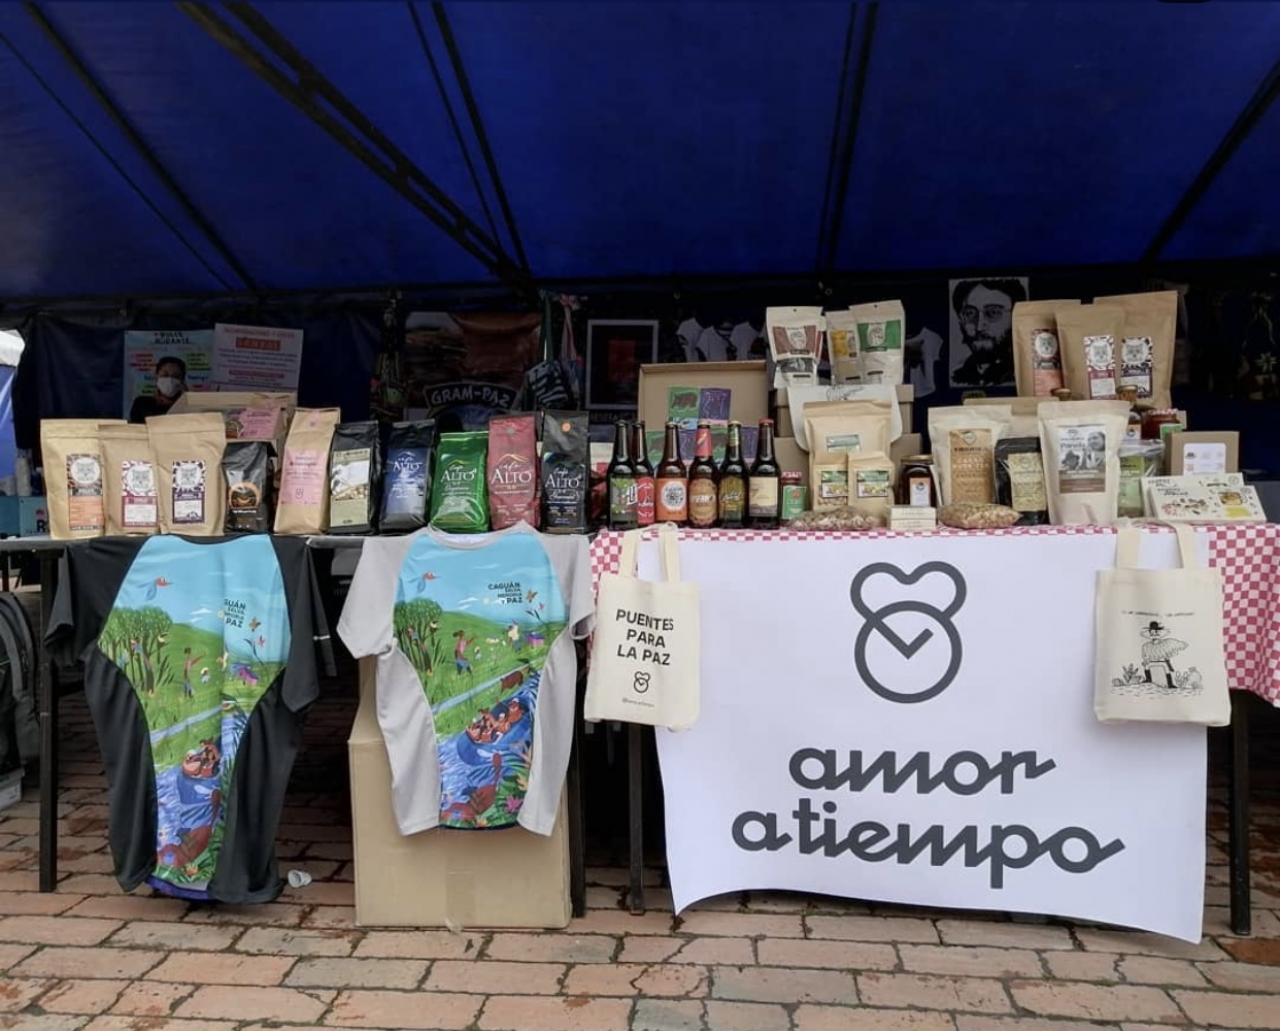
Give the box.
[97,536,290,898]
[393,534,567,829]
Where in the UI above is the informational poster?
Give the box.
[122,330,215,418]
[211,323,304,392]
[643,530,1207,942]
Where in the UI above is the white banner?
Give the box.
[211,323,304,391]
[643,531,1207,942]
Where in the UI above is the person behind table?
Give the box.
[950,279,1027,387]
[129,356,188,423]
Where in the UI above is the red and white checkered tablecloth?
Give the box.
[589,524,1280,705]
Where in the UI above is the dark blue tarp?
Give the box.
[0,2,1276,302]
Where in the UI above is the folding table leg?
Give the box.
[1229,689,1251,936]
[628,723,645,914]
[567,667,586,918]
[38,553,60,893]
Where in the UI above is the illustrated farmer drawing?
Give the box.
[1140,621,1188,688]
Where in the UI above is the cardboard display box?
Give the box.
[638,362,768,431]
[349,658,571,929]
[774,384,914,438]
[1166,431,1239,476]
[774,432,922,491]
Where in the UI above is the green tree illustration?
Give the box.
[102,606,173,695]
[394,599,442,675]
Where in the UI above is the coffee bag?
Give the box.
[430,431,489,532]
[1038,403,1130,525]
[847,452,895,523]
[487,414,539,529]
[765,306,824,387]
[328,421,381,535]
[1095,291,1178,409]
[147,412,227,536]
[540,411,588,534]
[927,407,1010,507]
[803,398,893,462]
[994,437,1048,525]
[1011,299,1082,397]
[223,441,274,534]
[1057,304,1125,402]
[825,310,861,384]
[847,300,906,385]
[275,408,341,535]
[379,420,436,534]
[41,419,125,539]
[100,424,159,536]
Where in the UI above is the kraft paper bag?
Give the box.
[585,524,700,731]
[1094,523,1229,726]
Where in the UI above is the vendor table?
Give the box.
[591,524,1280,937]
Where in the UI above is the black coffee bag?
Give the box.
[223,441,274,534]
[329,421,381,535]
[379,420,436,533]
[539,410,588,534]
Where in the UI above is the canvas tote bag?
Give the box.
[585,524,701,730]
[1094,522,1229,725]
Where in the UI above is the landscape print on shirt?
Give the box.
[98,536,290,898]
[394,534,567,829]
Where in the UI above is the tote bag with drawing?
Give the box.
[1094,522,1229,725]
[585,525,701,731]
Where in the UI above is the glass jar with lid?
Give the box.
[898,455,936,508]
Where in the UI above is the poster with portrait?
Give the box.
[948,278,1029,389]
[122,330,215,418]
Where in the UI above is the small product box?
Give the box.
[890,505,938,531]
[780,484,808,524]
[0,496,48,538]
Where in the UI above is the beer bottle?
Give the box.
[631,420,656,527]
[654,421,688,526]
[606,420,639,531]
[718,420,748,529]
[748,418,781,529]
[687,420,719,529]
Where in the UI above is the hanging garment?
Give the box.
[48,535,330,903]
[339,523,594,836]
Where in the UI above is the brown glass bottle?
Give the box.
[654,421,688,525]
[687,421,719,529]
[748,418,781,529]
[718,421,748,529]
[631,420,655,527]
[606,420,639,531]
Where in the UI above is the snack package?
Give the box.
[380,420,436,534]
[223,440,274,534]
[812,459,850,511]
[1038,404,1129,525]
[100,424,159,537]
[825,310,861,384]
[847,452,895,523]
[790,506,885,531]
[939,502,1021,530]
[147,412,227,536]
[1117,439,1164,518]
[1095,290,1178,409]
[430,431,489,532]
[487,414,539,529]
[790,386,902,447]
[927,407,1010,507]
[274,408,341,534]
[803,399,893,463]
[994,437,1048,525]
[41,419,125,540]
[1057,304,1125,402]
[1011,300,1082,397]
[765,306,824,387]
[329,421,381,535]
[847,300,906,385]
[540,410,588,534]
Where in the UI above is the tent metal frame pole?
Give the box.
[178,2,526,290]
[1144,55,1280,263]
[23,3,259,293]
[816,3,859,271]
[430,2,530,274]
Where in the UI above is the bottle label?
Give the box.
[656,477,688,521]
[635,476,655,526]
[688,480,718,526]
[908,475,932,507]
[748,478,779,517]
[609,476,638,525]
[719,475,746,522]
[694,426,712,458]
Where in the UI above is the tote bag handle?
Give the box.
[1114,520,1200,571]
[617,525,683,582]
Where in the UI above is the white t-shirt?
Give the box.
[338,523,594,836]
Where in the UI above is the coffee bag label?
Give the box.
[385,448,428,516]
[121,460,158,528]
[1032,328,1065,395]
[1119,336,1154,399]
[1084,335,1118,399]
[1057,425,1106,495]
[66,454,104,533]
[855,469,891,500]
[330,447,372,528]
[949,428,995,504]
[171,459,207,524]
[1006,452,1048,513]
[282,449,325,507]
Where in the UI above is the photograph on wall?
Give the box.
[948,277,1029,388]
[585,320,658,410]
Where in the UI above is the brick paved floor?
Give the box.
[0,689,1277,1030]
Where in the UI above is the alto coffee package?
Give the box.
[223,441,274,534]
[487,414,539,529]
[430,431,489,532]
[540,410,589,534]
[275,408,341,535]
[379,420,436,533]
[100,424,159,536]
[41,419,125,540]
[146,412,227,536]
[329,421,381,535]
[1011,299,1082,397]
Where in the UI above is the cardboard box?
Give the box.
[348,658,571,929]
[638,362,768,431]
[774,384,914,438]
[774,437,808,487]
[0,497,48,538]
[1166,431,1239,476]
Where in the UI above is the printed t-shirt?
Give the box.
[48,535,329,903]
[338,523,594,836]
